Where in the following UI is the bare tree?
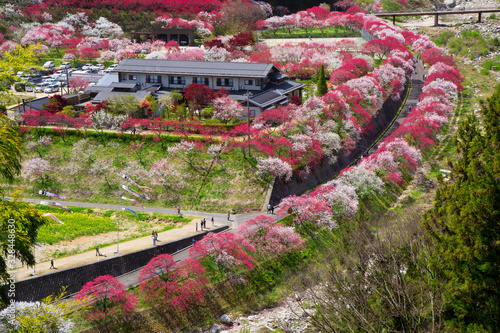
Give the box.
[294,210,445,332]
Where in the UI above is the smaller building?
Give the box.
[129,28,195,46]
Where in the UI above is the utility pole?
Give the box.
[244,90,253,157]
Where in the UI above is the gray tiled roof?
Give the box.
[250,90,287,108]
[114,59,279,78]
[109,82,138,89]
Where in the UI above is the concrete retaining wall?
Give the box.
[14,225,229,302]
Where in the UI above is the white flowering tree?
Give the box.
[82,17,123,39]
[212,97,246,123]
[256,157,292,182]
[21,158,51,183]
[148,158,182,191]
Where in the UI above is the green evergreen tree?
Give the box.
[423,85,500,331]
[316,64,328,97]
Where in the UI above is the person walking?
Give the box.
[267,204,271,214]
[177,205,181,215]
[154,231,159,242]
[227,210,230,221]
[152,230,157,246]
[50,258,55,269]
[203,218,207,228]
[211,217,214,226]
[271,205,274,214]
[96,245,100,256]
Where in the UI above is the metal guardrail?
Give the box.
[374,7,500,16]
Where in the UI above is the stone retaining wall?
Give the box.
[14,225,229,302]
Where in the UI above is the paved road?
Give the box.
[370,59,425,153]
[21,198,266,230]
[17,198,271,290]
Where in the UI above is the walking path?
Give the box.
[370,59,425,153]
[10,198,268,282]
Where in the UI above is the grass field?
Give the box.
[35,204,192,244]
[259,26,360,39]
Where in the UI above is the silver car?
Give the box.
[44,83,61,94]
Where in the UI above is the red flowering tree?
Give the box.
[45,95,67,114]
[183,83,215,113]
[76,275,137,327]
[79,47,100,60]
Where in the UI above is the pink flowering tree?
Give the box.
[26,136,52,158]
[237,215,305,258]
[75,275,137,328]
[277,195,335,229]
[189,232,255,282]
[212,97,245,123]
[68,77,90,93]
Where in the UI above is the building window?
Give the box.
[146,75,161,84]
[216,78,233,87]
[128,75,137,80]
[255,79,260,86]
[192,77,209,85]
[244,79,253,85]
[120,73,127,81]
[169,76,185,85]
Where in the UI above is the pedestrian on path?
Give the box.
[211,217,214,226]
[96,245,100,256]
[227,210,230,221]
[267,204,271,214]
[271,205,274,214]
[50,258,55,269]
[177,205,181,215]
[152,231,157,246]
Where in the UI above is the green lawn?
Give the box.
[259,26,360,39]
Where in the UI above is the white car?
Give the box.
[59,62,72,69]
[91,64,105,71]
[82,63,93,70]
[35,82,51,92]
[43,61,55,69]
[107,64,118,71]
[44,83,61,94]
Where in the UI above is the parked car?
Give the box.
[91,64,105,71]
[82,63,93,70]
[73,64,83,70]
[35,82,51,92]
[44,83,61,94]
[107,64,118,70]
[59,62,72,69]
[43,61,55,69]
